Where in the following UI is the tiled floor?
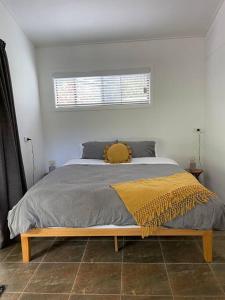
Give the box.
[0,232,225,299]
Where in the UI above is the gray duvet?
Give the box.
[8,164,225,238]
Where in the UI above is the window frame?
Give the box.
[53,69,152,111]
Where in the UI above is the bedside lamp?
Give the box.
[196,128,202,168]
[187,128,203,181]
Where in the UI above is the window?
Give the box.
[54,71,151,109]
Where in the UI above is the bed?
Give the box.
[8,157,225,263]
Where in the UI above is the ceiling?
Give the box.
[1,0,223,47]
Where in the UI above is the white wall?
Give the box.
[0,2,45,187]
[36,38,205,169]
[205,1,225,198]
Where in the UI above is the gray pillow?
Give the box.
[119,141,156,158]
[82,141,116,159]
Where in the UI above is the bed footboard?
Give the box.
[20,228,213,263]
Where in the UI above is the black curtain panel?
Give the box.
[0,39,27,248]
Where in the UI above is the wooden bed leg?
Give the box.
[21,235,30,263]
[114,236,118,252]
[203,230,213,263]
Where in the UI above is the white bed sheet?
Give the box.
[50,225,140,229]
[64,157,178,166]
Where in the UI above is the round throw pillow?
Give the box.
[104,143,132,163]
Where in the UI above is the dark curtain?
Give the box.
[0,39,27,248]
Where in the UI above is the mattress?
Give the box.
[8,157,225,238]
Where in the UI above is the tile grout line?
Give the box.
[11,291,225,296]
[6,260,225,265]
[195,237,203,253]
[208,263,225,295]
[159,240,174,300]
[69,239,89,299]
[21,292,70,295]
[17,263,41,300]
[18,239,55,300]
[2,243,18,262]
[196,234,225,295]
[194,237,208,263]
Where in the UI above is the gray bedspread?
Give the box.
[8,164,225,238]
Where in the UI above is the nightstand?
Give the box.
[186,168,203,180]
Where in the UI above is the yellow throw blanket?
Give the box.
[111,172,215,236]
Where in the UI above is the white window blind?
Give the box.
[54,72,151,109]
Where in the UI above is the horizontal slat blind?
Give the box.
[54,72,150,108]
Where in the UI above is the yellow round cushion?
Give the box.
[104,143,132,164]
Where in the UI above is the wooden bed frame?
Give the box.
[20,227,213,263]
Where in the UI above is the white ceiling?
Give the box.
[1,0,223,47]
